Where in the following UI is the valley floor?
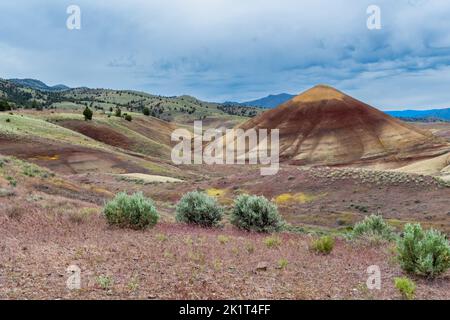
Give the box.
[1,214,449,300]
[0,161,449,300]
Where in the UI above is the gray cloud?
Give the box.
[1,0,450,109]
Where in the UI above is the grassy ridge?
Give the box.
[1,79,261,123]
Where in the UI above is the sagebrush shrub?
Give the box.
[310,236,334,254]
[394,277,416,300]
[175,191,223,227]
[351,214,396,241]
[103,192,159,229]
[231,194,283,233]
[397,223,450,278]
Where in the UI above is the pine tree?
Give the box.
[83,106,93,120]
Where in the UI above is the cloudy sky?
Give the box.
[1,0,450,110]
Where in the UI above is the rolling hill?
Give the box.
[0,111,186,177]
[0,78,259,124]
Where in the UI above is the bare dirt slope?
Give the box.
[0,136,147,175]
[239,85,450,166]
[0,112,188,178]
[56,116,176,159]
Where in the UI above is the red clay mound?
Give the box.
[58,120,132,149]
[239,85,450,166]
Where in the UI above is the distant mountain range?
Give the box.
[226,93,450,121]
[225,93,295,108]
[386,109,450,121]
[8,78,70,92]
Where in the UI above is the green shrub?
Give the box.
[103,192,159,229]
[175,191,223,227]
[263,235,282,248]
[396,223,450,278]
[231,194,283,233]
[0,100,12,112]
[394,277,416,300]
[278,258,289,270]
[310,235,334,254]
[96,275,113,290]
[6,176,16,187]
[351,214,396,241]
[125,114,132,121]
[143,107,150,116]
[22,163,50,178]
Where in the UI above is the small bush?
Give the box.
[310,236,334,254]
[394,277,416,300]
[217,235,229,244]
[397,223,450,278]
[125,114,132,121]
[278,258,289,270]
[351,214,396,241]
[143,107,150,116]
[0,100,12,112]
[175,191,223,227]
[263,235,282,248]
[96,275,113,290]
[6,176,16,187]
[231,194,283,233]
[103,192,159,229]
[22,163,50,178]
